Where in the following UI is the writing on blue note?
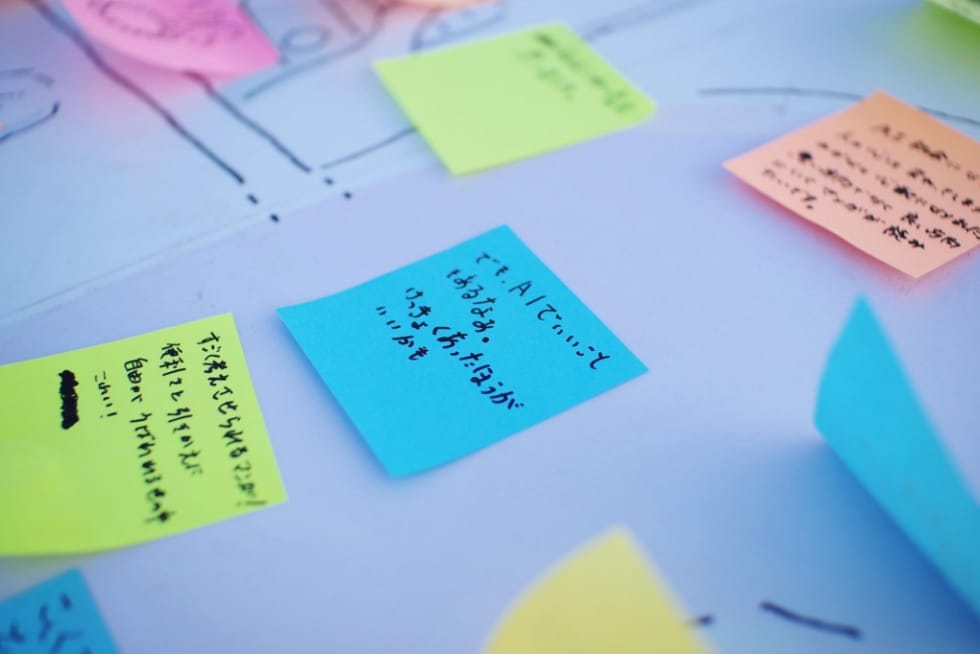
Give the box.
[815,299,980,618]
[279,226,646,476]
[0,569,119,653]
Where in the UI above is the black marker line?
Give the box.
[689,614,714,627]
[579,0,719,42]
[700,87,980,129]
[409,2,508,52]
[24,0,245,184]
[760,601,862,640]
[185,71,313,173]
[241,2,391,102]
[0,101,59,145]
[269,213,280,222]
[247,193,259,204]
[319,126,416,170]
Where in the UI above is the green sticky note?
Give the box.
[929,0,980,25]
[0,314,286,554]
[375,23,655,174]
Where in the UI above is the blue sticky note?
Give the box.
[815,299,980,617]
[0,569,119,653]
[279,226,647,475]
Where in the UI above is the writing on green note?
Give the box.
[375,23,654,173]
[514,29,643,115]
[0,313,286,554]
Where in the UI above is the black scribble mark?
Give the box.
[343,190,352,199]
[323,177,334,185]
[699,87,980,130]
[2,622,26,643]
[319,126,416,170]
[689,614,714,627]
[0,101,59,145]
[240,0,393,102]
[58,370,79,430]
[760,601,862,640]
[247,193,259,205]
[409,1,508,52]
[37,604,53,641]
[59,593,72,610]
[578,0,720,42]
[185,71,313,173]
[269,213,280,222]
[24,0,246,184]
[49,629,84,653]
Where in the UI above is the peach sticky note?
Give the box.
[483,528,708,654]
[63,0,278,77]
[725,91,980,278]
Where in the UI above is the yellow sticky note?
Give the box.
[725,91,980,278]
[0,314,286,554]
[483,528,709,654]
[375,23,654,174]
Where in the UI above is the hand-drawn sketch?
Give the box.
[0,68,59,143]
[0,0,976,327]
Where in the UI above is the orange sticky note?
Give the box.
[63,0,278,77]
[725,91,980,278]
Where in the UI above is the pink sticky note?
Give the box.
[725,91,980,278]
[63,0,279,77]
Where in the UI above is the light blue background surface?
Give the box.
[0,0,979,652]
[279,226,646,475]
[0,569,118,653]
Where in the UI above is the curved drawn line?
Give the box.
[25,0,245,185]
[241,2,391,102]
[185,71,312,173]
[0,100,59,145]
[700,86,980,129]
[319,126,416,170]
[0,67,53,86]
[409,3,508,52]
[760,601,862,640]
[578,0,719,42]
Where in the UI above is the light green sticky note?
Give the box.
[0,313,286,554]
[929,0,980,25]
[375,23,655,174]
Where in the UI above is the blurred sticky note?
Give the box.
[62,0,278,77]
[0,313,286,554]
[279,226,646,476]
[815,299,980,617]
[483,528,708,654]
[0,570,119,653]
[725,91,980,277]
[403,0,491,6]
[929,0,980,24]
[374,23,654,174]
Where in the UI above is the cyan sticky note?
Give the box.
[0,569,119,653]
[815,298,980,617]
[279,226,647,475]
